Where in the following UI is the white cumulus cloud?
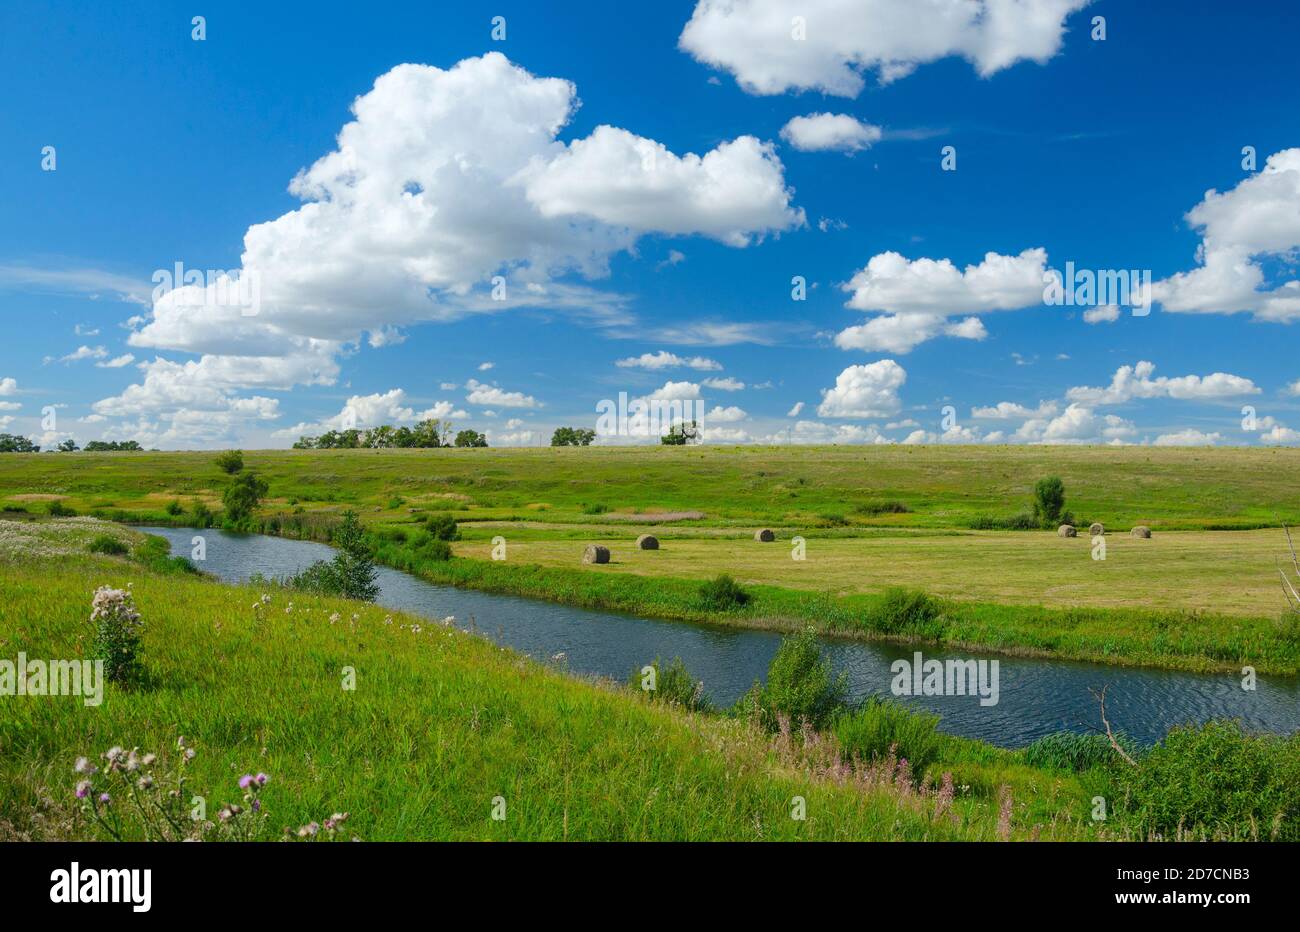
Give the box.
[780,113,881,152]
[679,0,1090,96]
[817,360,906,417]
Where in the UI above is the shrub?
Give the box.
[86,534,129,557]
[698,574,750,611]
[222,472,268,523]
[47,501,77,517]
[214,449,244,474]
[90,586,144,685]
[133,535,199,575]
[740,627,847,733]
[425,512,460,541]
[853,500,912,516]
[833,697,941,776]
[967,512,1038,530]
[290,511,380,601]
[869,587,941,635]
[1114,720,1300,840]
[1024,730,1140,772]
[629,657,711,712]
[415,538,453,562]
[1032,476,1066,528]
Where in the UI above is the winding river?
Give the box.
[142,526,1300,748]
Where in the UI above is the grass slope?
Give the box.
[0,523,1099,842]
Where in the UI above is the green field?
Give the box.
[2,467,1297,841]
[0,520,1103,841]
[1,445,1297,673]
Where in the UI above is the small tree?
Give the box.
[292,511,380,602]
[660,420,699,446]
[551,426,595,446]
[1032,476,1067,528]
[330,510,380,601]
[222,472,268,523]
[425,513,460,541]
[454,429,488,448]
[214,449,244,474]
[741,627,847,734]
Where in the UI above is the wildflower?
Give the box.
[75,780,92,799]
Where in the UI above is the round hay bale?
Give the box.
[1058,524,1077,538]
[635,534,659,550]
[1131,525,1152,539]
[753,528,775,542]
[1089,522,1105,537]
[582,545,610,565]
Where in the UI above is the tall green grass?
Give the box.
[0,532,1080,841]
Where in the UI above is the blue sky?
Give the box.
[2,0,1298,449]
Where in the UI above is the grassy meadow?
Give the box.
[0,521,1105,842]
[1,445,1297,673]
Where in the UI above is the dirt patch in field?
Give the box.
[606,510,706,522]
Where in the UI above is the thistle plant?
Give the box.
[89,585,144,685]
[72,737,356,841]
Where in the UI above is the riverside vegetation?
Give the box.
[2,518,1295,841]
[1,445,1298,673]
